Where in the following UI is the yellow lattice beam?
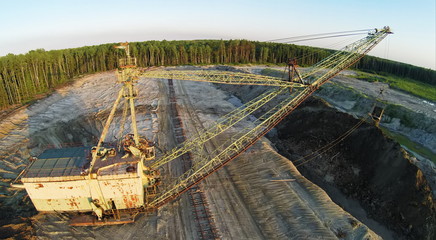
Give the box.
[141,70,305,88]
[150,87,287,169]
[148,27,392,208]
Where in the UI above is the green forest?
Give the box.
[0,39,435,110]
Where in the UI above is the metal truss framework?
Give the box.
[150,87,287,169]
[141,70,306,88]
[145,27,392,208]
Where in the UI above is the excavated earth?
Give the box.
[216,73,435,240]
[0,69,434,239]
[272,98,435,240]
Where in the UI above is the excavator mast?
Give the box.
[88,42,155,176]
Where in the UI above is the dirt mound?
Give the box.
[273,97,435,239]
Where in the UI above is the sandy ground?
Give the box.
[331,76,436,119]
[172,79,381,239]
[0,70,383,239]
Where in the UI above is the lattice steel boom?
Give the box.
[150,87,287,169]
[147,26,392,208]
[141,70,306,88]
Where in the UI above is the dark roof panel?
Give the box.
[24,147,88,178]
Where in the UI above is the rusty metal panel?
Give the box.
[23,177,144,212]
[23,180,93,212]
[32,197,92,212]
[22,147,145,212]
[97,177,144,209]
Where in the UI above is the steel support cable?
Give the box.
[287,50,354,85]
[303,45,364,79]
[279,35,363,81]
[266,29,372,42]
[305,34,377,74]
[295,50,358,82]
[300,32,389,85]
[293,117,367,167]
[282,32,367,43]
[293,88,386,167]
[304,50,362,84]
[310,33,390,88]
[304,38,361,66]
[289,35,363,64]
[151,87,287,169]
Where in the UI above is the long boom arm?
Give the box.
[147,26,392,208]
[151,87,287,169]
[301,27,392,86]
[141,69,306,88]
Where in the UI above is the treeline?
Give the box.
[355,56,435,84]
[0,39,434,110]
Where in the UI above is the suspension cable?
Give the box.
[285,34,363,66]
[278,35,363,81]
[282,32,367,43]
[266,29,371,42]
[292,88,386,167]
[293,116,367,167]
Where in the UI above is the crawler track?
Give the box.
[167,79,220,240]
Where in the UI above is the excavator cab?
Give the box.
[370,88,386,127]
[370,104,385,126]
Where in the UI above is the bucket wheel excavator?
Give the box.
[12,27,392,226]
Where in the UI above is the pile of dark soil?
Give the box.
[273,97,435,239]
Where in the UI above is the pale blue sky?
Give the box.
[0,0,435,69]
